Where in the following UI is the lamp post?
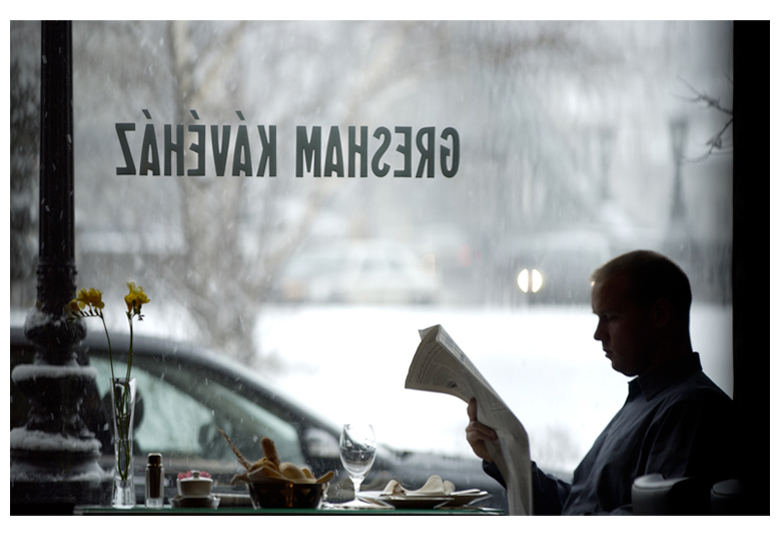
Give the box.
[661,115,695,290]
[669,117,688,223]
[598,126,614,201]
[11,21,110,510]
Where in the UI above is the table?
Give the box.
[74,505,503,515]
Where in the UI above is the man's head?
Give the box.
[590,250,692,377]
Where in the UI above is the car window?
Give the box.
[89,353,305,466]
[91,357,211,455]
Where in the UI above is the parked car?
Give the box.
[10,325,506,509]
[277,240,440,304]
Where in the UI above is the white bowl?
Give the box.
[177,470,213,498]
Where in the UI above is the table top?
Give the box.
[74,504,503,515]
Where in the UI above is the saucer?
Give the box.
[170,495,220,509]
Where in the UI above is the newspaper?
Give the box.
[404,324,532,515]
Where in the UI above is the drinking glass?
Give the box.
[339,424,377,508]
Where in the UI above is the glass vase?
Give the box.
[109,377,136,508]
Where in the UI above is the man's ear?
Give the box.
[651,298,671,328]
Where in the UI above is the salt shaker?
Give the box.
[145,453,164,508]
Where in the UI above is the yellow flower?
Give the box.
[87,288,105,309]
[124,282,150,312]
[65,299,85,316]
[76,287,104,309]
[76,288,89,302]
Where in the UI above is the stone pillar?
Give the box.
[11,20,110,510]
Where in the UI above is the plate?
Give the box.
[321,499,393,511]
[445,490,491,507]
[170,495,220,509]
[364,489,491,510]
[375,494,454,509]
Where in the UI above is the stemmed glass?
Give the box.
[339,424,377,508]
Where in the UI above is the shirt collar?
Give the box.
[629,352,703,400]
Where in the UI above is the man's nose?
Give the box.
[593,321,605,341]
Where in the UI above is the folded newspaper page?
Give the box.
[405,324,532,515]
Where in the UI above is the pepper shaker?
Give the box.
[145,453,164,508]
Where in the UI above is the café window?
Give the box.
[11,20,733,478]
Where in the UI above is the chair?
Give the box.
[631,473,712,515]
[710,479,749,515]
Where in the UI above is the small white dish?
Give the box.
[177,470,213,498]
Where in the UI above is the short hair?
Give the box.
[591,250,692,320]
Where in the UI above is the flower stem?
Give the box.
[109,313,136,483]
[114,378,132,482]
[101,312,115,381]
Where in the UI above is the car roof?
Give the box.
[10,323,341,438]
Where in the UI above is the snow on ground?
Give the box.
[254,303,733,475]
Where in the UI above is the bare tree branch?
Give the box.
[675,77,733,163]
[676,77,732,115]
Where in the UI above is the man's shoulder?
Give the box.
[662,370,733,408]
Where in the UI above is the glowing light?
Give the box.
[531,268,543,293]
[517,269,529,292]
[517,268,544,293]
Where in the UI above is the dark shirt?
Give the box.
[484,353,737,515]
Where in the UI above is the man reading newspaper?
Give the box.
[465,250,737,514]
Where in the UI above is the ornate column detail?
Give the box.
[11,21,110,509]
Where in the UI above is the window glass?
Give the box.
[10,21,733,478]
[89,354,304,465]
[90,357,211,455]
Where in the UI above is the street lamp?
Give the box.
[598,126,615,200]
[669,117,689,222]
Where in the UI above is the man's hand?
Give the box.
[465,398,498,463]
